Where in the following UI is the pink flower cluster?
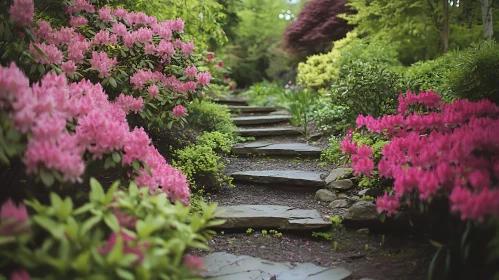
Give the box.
[114,93,144,113]
[341,136,374,177]
[344,90,499,222]
[0,63,191,202]
[90,51,118,77]
[99,231,148,264]
[172,105,187,117]
[9,0,34,27]
[0,199,30,236]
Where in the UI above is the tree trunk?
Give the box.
[442,0,449,54]
[480,0,494,39]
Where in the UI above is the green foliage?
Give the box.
[297,30,358,91]
[330,215,342,229]
[403,55,455,99]
[0,179,223,279]
[279,85,317,135]
[246,228,254,234]
[196,131,234,154]
[320,135,346,165]
[360,195,375,201]
[241,81,284,107]
[188,100,237,136]
[173,143,231,191]
[311,99,353,134]
[338,38,401,69]
[446,40,499,104]
[312,231,333,241]
[331,60,402,119]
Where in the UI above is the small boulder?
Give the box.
[329,199,350,208]
[315,189,337,202]
[324,168,354,185]
[326,179,354,191]
[357,228,370,235]
[358,188,369,196]
[343,201,380,227]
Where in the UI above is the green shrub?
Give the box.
[330,61,402,120]
[188,100,237,136]
[403,55,454,99]
[338,38,401,69]
[320,135,346,165]
[0,179,221,279]
[279,86,317,135]
[196,131,234,154]
[173,144,231,191]
[446,40,499,103]
[311,99,353,134]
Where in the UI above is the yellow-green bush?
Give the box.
[297,30,358,91]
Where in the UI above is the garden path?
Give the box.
[200,98,432,280]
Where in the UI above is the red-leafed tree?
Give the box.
[284,0,352,56]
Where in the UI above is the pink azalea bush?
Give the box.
[341,90,499,222]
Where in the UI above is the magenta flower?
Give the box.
[10,269,31,280]
[376,193,400,217]
[99,232,146,264]
[196,72,211,86]
[0,199,30,236]
[184,65,197,78]
[98,6,113,22]
[172,105,187,117]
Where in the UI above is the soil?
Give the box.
[200,129,436,280]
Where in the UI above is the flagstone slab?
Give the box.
[238,127,301,137]
[213,205,330,230]
[202,252,352,280]
[213,98,249,106]
[231,115,292,125]
[228,105,279,113]
[231,170,325,189]
[232,142,322,157]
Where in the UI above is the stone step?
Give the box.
[228,105,279,113]
[232,142,322,157]
[213,205,331,231]
[238,127,301,137]
[203,252,352,280]
[231,115,292,125]
[213,98,249,106]
[231,170,325,189]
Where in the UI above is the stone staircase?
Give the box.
[199,97,354,280]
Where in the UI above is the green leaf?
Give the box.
[80,215,102,236]
[104,213,120,232]
[167,120,174,129]
[116,268,135,280]
[105,181,120,204]
[23,27,36,42]
[104,156,114,169]
[109,77,117,88]
[73,251,91,273]
[0,236,16,245]
[129,182,139,196]
[428,246,444,280]
[33,215,64,239]
[107,234,123,264]
[132,159,140,171]
[89,178,105,203]
[33,44,48,59]
[40,168,55,186]
[74,203,93,215]
[38,64,46,75]
[143,162,152,176]
[112,151,121,163]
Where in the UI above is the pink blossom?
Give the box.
[30,43,63,65]
[151,22,172,40]
[112,23,128,37]
[134,27,153,44]
[0,199,30,236]
[172,105,187,117]
[98,6,113,22]
[0,62,31,106]
[352,157,374,177]
[144,43,156,55]
[33,20,52,39]
[10,270,31,280]
[114,93,144,114]
[376,193,400,217]
[171,18,185,32]
[99,232,146,264]
[112,8,128,19]
[181,81,197,93]
[69,16,88,27]
[196,72,211,86]
[147,84,159,98]
[67,40,92,63]
[157,40,175,59]
[94,30,117,45]
[113,207,137,229]
[184,65,197,78]
[183,254,204,270]
[9,0,34,27]
[90,51,118,77]
[66,0,95,14]
[181,42,195,56]
[122,127,150,164]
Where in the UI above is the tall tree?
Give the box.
[283,0,352,56]
[481,0,494,38]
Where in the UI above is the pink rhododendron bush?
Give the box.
[341,90,499,277]
[0,0,223,278]
[11,0,212,130]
